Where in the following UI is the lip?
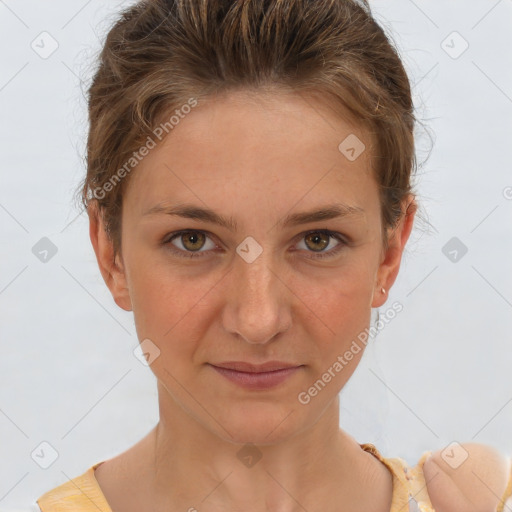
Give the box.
[213,361,301,373]
[209,361,303,390]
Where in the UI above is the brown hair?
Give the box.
[75,0,422,260]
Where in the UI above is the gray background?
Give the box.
[1,0,511,510]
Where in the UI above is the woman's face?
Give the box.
[92,89,414,445]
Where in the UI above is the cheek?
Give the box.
[293,260,374,327]
[288,262,375,375]
[127,255,222,356]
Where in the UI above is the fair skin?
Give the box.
[89,88,418,512]
[88,89,512,512]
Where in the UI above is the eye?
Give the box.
[163,230,218,259]
[295,230,346,260]
[162,229,347,260]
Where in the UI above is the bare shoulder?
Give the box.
[422,442,511,512]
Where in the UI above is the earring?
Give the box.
[381,287,386,294]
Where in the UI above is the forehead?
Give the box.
[123,89,378,223]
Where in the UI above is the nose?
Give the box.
[222,254,292,345]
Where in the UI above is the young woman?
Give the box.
[36,0,512,511]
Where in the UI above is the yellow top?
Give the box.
[36,443,512,512]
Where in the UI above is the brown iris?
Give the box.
[304,232,329,252]
[180,231,206,251]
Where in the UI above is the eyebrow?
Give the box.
[142,202,365,231]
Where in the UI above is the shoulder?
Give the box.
[37,463,111,512]
[422,442,512,512]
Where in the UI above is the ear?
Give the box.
[371,195,417,308]
[87,201,132,312]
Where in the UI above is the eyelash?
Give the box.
[162,229,347,260]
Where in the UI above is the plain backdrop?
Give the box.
[1,0,511,510]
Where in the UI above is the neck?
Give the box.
[146,382,375,512]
